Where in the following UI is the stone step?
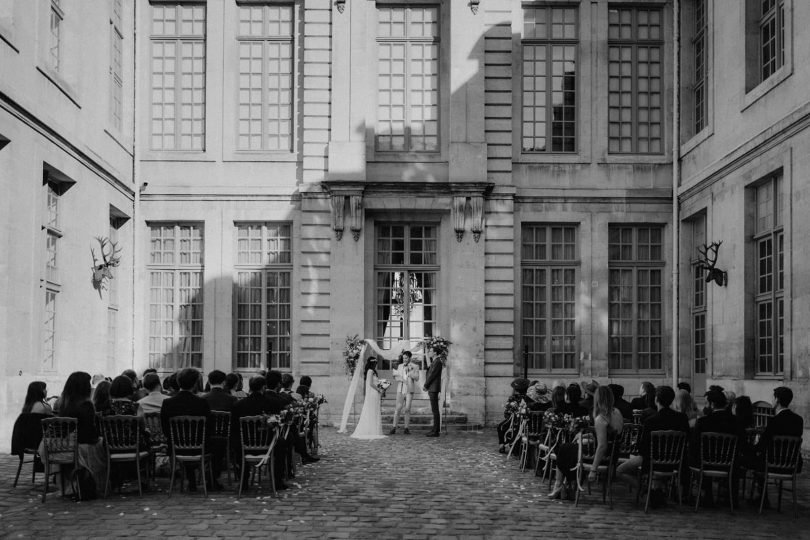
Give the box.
[345,413,468,425]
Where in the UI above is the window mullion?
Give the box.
[174,37,182,150]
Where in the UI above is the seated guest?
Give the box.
[673,389,698,428]
[608,384,634,421]
[297,375,313,399]
[92,380,113,416]
[122,369,148,401]
[225,372,247,399]
[137,373,169,416]
[630,382,656,410]
[755,386,803,470]
[616,386,689,506]
[497,378,534,453]
[579,380,598,413]
[90,373,107,400]
[550,387,623,500]
[724,390,737,412]
[203,370,238,412]
[526,382,552,412]
[677,382,692,394]
[163,372,180,396]
[109,375,139,415]
[57,372,106,498]
[560,384,589,418]
[265,370,320,465]
[732,395,755,431]
[280,373,302,401]
[161,368,217,491]
[230,376,287,490]
[549,385,567,412]
[22,381,54,416]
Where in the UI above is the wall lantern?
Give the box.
[698,241,727,286]
[336,0,346,14]
[469,0,480,15]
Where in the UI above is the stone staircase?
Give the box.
[342,393,470,432]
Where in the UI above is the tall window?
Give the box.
[376,6,439,153]
[110,0,124,132]
[608,6,663,154]
[760,0,785,81]
[234,223,292,370]
[107,217,122,368]
[693,0,707,133]
[521,225,578,372]
[521,6,577,153]
[375,224,438,370]
[150,3,206,151]
[608,226,664,371]
[754,176,784,375]
[237,4,294,152]
[49,0,63,71]
[42,180,62,371]
[690,215,707,375]
[148,224,204,370]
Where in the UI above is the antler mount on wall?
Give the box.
[698,241,727,287]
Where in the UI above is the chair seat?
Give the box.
[244,454,271,464]
[691,468,731,478]
[174,453,212,462]
[110,451,151,461]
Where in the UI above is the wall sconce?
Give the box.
[331,195,345,240]
[349,195,363,241]
[469,0,480,15]
[336,0,346,14]
[470,195,484,242]
[698,241,728,286]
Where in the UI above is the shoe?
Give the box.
[389,427,397,435]
[426,432,439,438]
[548,483,564,499]
[301,455,320,464]
[403,428,410,435]
[498,445,506,453]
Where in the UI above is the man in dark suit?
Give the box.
[609,384,634,421]
[755,386,804,470]
[617,385,689,501]
[423,354,444,437]
[230,375,289,490]
[203,370,238,412]
[161,368,214,491]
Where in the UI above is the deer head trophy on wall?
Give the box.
[91,236,122,297]
[697,241,727,287]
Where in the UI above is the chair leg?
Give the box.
[759,474,768,514]
[792,477,798,519]
[729,474,735,513]
[694,473,703,512]
[42,462,49,503]
[105,457,112,497]
[201,459,208,498]
[13,456,23,488]
[270,452,277,498]
[169,456,176,497]
[237,457,245,499]
[136,457,143,497]
[777,479,783,512]
[644,472,653,513]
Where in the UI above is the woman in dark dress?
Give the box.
[58,371,107,496]
[108,375,139,415]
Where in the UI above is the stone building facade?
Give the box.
[1,0,807,441]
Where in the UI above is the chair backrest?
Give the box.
[169,415,207,452]
[649,430,687,468]
[579,427,620,466]
[765,435,802,472]
[526,411,545,437]
[752,401,774,429]
[240,415,276,452]
[210,410,231,439]
[41,417,78,461]
[102,415,141,453]
[699,431,737,469]
[632,410,643,425]
[618,423,641,458]
[143,412,166,446]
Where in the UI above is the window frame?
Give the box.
[607,5,665,155]
[608,225,666,373]
[742,0,793,108]
[49,0,63,72]
[146,223,205,371]
[520,224,580,374]
[232,222,293,372]
[519,5,579,155]
[109,0,124,133]
[689,214,707,376]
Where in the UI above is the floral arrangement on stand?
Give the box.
[343,334,364,378]
[504,394,528,418]
[564,414,592,435]
[280,402,306,425]
[264,414,281,427]
[422,336,452,359]
[543,409,567,429]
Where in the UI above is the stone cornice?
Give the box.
[0,90,134,199]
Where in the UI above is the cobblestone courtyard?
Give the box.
[2,429,808,539]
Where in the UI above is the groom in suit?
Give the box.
[390,351,419,435]
[423,354,445,437]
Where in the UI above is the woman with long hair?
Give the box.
[22,381,54,415]
[549,386,623,500]
[673,389,698,428]
[57,371,106,497]
[350,356,386,439]
[92,380,113,416]
[550,385,567,412]
[630,381,656,410]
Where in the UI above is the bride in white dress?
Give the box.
[350,357,386,440]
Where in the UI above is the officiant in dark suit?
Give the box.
[423,354,445,437]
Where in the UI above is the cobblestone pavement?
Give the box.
[2,429,809,539]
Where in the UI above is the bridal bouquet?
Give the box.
[376,378,391,397]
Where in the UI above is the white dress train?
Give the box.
[350,370,386,440]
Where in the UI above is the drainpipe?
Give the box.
[671,0,681,387]
[131,0,140,372]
